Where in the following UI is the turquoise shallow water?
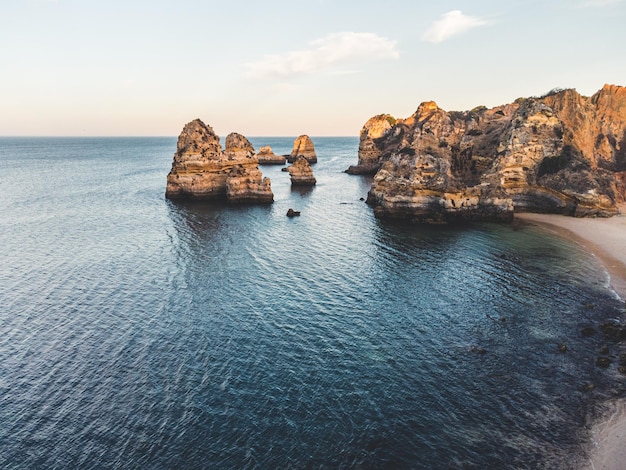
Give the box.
[0,136,624,468]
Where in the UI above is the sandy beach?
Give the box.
[516,207,626,470]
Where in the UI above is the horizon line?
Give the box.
[0,134,360,139]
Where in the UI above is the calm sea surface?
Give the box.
[0,136,624,469]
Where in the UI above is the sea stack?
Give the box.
[288,135,317,163]
[224,132,255,160]
[351,85,626,223]
[287,156,317,186]
[165,119,273,203]
[346,114,396,175]
[256,146,286,165]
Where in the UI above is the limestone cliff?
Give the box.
[287,156,316,186]
[352,85,626,222]
[256,146,286,165]
[165,119,273,203]
[288,135,317,163]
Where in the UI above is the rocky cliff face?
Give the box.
[353,85,626,222]
[287,156,316,186]
[288,135,317,163]
[165,119,273,203]
[256,145,286,165]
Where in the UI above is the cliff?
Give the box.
[165,119,273,203]
[288,135,317,163]
[351,85,626,222]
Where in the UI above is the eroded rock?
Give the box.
[165,119,273,203]
[349,85,626,223]
[288,135,317,163]
[287,156,316,186]
[256,146,286,165]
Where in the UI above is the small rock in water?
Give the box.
[595,357,612,368]
[600,321,626,341]
[470,345,487,355]
[581,326,597,338]
[286,208,301,217]
[557,343,567,353]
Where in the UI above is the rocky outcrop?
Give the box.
[352,85,626,222]
[288,135,317,163]
[256,145,286,165]
[165,119,273,203]
[367,154,514,223]
[287,156,317,186]
[346,114,397,174]
[225,164,273,203]
[224,132,255,160]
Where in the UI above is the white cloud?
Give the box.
[421,10,490,44]
[245,32,399,79]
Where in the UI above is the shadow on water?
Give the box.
[166,198,273,237]
[290,185,315,196]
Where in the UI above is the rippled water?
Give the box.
[0,137,624,469]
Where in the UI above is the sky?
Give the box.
[1,0,625,136]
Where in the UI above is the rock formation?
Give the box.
[224,132,255,160]
[165,119,273,203]
[287,156,317,186]
[346,114,397,175]
[256,145,286,165]
[288,135,317,163]
[350,85,626,222]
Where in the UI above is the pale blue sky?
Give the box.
[1,0,624,136]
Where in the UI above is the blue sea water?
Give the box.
[0,136,624,469]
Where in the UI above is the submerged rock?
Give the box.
[349,85,626,223]
[288,135,317,163]
[165,119,273,203]
[600,320,626,341]
[287,156,316,186]
[581,326,597,337]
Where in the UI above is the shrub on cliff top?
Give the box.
[537,87,574,99]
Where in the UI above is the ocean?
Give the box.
[0,136,623,469]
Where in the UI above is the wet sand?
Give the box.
[516,207,626,470]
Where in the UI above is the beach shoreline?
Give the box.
[516,208,626,301]
[515,207,626,470]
